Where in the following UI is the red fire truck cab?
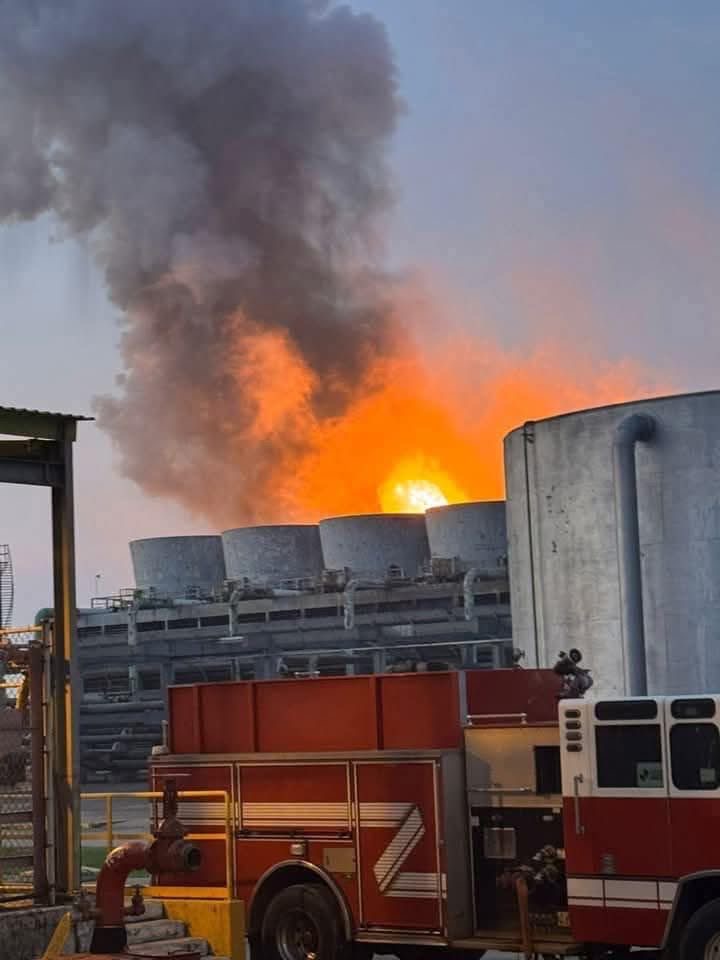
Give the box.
[152,668,720,959]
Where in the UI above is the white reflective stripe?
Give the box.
[567,877,603,899]
[569,876,679,911]
[242,802,347,826]
[604,879,658,902]
[605,899,659,910]
[386,890,437,899]
[393,872,438,891]
[358,803,412,825]
[569,897,604,908]
[177,801,227,823]
[659,881,678,902]
[243,803,347,816]
[386,872,439,900]
[374,807,425,893]
[243,819,345,827]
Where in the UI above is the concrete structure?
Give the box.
[0,905,70,960]
[319,514,430,579]
[222,524,323,585]
[504,390,720,698]
[426,501,507,573]
[130,536,225,598]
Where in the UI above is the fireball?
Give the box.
[378,456,469,514]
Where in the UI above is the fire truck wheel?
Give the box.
[261,883,344,960]
[679,897,720,960]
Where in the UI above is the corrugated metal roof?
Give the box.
[0,405,92,421]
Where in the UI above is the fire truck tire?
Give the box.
[678,897,720,960]
[261,882,345,960]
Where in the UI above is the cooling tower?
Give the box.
[130,536,225,598]
[426,501,507,572]
[222,525,324,585]
[319,514,430,579]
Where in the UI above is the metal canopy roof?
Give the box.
[0,406,93,441]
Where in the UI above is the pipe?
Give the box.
[90,837,200,952]
[613,413,656,696]
[515,874,532,959]
[522,422,541,667]
[93,840,149,931]
[343,579,385,630]
[90,781,201,954]
[80,700,165,713]
[463,568,479,622]
[80,732,161,745]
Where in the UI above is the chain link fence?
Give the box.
[0,627,47,902]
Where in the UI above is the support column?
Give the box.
[51,424,80,896]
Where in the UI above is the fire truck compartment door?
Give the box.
[664,695,720,878]
[355,760,442,932]
[564,699,671,879]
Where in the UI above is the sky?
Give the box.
[2,1,720,622]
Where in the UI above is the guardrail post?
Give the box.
[105,795,113,852]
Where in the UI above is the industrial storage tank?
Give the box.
[130,536,225,598]
[426,501,507,573]
[222,525,324,585]
[319,514,430,579]
[504,390,720,698]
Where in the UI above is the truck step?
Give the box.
[127,935,209,956]
[125,918,187,944]
[126,900,166,922]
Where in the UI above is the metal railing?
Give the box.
[80,789,233,899]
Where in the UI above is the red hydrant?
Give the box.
[89,780,201,954]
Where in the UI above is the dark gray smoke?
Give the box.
[0,0,399,523]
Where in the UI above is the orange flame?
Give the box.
[188,294,668,528]
[280,335,665,522]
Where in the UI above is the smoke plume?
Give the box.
[0,0,399,522]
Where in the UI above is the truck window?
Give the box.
[595,724,663,788]
[534,745,561,794]
[670,723,720,790]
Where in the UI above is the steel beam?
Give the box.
[0,440,64,486]
[0,407,87,900]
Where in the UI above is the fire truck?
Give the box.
[150,665,720,960]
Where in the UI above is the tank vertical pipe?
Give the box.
[613,413,655,696]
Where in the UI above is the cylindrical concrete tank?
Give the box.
[319,514,430,579]
[222,525,323,585]
[504,390,720,697]
[130,536,225,598]
[426,501,507,572]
